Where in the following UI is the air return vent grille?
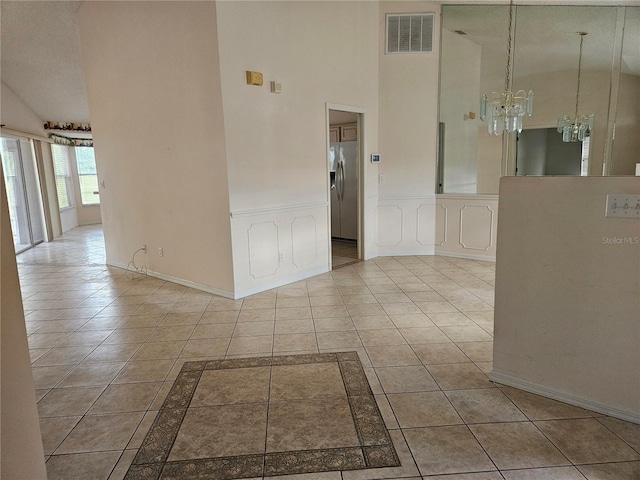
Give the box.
[386,14,434,54]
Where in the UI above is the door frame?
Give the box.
[325,103,365,269]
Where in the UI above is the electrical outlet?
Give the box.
[279,252,284,261]
[605,194,640,218]
[158,247,163,257]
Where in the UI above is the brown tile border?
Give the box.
[125,352,399,479]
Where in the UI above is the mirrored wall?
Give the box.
[439,5,640,194]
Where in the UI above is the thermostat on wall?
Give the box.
[371,154,381,164]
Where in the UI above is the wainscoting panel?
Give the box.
[435,194,498,261]
[376,196,437,256]
[231,203,329,298]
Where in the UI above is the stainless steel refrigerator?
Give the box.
[329,140,358,240]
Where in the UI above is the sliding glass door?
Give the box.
[1,137,46,253]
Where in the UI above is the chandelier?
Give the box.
[480,0,533,135]
[557,32,594,142]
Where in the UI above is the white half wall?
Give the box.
[435,194,498,261]
[492,176,640,422]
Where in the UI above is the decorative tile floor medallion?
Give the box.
[125,352,400,479]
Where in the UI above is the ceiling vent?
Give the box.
[386,14,434,54]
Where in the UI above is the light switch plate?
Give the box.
[605,194,640,218]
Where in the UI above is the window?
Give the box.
[51,145,73,210]
[75,147,100,205]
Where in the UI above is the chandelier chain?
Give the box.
[575,32,586,120]
[505,0,514,94]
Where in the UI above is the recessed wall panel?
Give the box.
[248,222,279,279]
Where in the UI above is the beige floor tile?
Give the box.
[273,333,318,352]
[352,315,395,330]
[381,303,424,315]
[358,329,407,346]
[535,418,640,464]
[40,416,82,455]
[316,331,363,349]
[404,425,495,476]
[577,461,640,480]
[34,319,89,333]
[84,343,142,363]
[189,323,235,339]
[415,301,458,314]
[366,345,421,367]
[160,312,202,326]
[146,324,195,342]
[389,313,435,328]
[32,364,76,389]
[387,391,463,428]
[276,306,313,320]
[237,308,276,322]
[313,317,355,332]
[55,412,144,454]
[276,296,311,308]
[130,340,186,360]
[59,329,115,347]
[499,386,594,420]
[267,397,359,452]
[88,382,162,414]
[126,410,157,450]
[400,327,451,345]
[347,304,386,317]
[242,298,277,310]
[112,359,174,383]
[46,451,122,480]
[33,345,95,367]
[309,296,344,306]
[341,294,378,305]
[227,335,273,355]
[374,293,411,303]
[501,466,586,479]
[441,325,493,342]
[233,320,275,336]
[412,343,470,364]
[119,314,165,329]
[375,365,439,393]
[199,310,239,323]
[455,341,493,362]
[311,304,350,318]
[427,312,476,326]
[58,362,125,387]
[38,386,105,417]
[170,403,267,460]
[424,474,503,480]
[445,388,528,423]
[271,363,346,400]
[274,318,315,334]
[470,422,570,470]
[27,332,72,349]
[103,327,155,344]
[597,417,640,453]
[427,363,493,390]
[180,337,230,357]
[191,367,270,406]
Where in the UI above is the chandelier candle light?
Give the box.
[480,0,534,135]
[557,32,594,142]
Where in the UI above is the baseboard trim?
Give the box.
[376,249,436,257]
[106,261,236,299]
[234,266,330,299]
[435,250,496,262]
[490,371,640,424]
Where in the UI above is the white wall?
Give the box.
[1,176,47,479]
[78,1,235,295]
[0,82,47,138]
[215,1,380,294]
[492,176,640,422]
[376,2,442,256]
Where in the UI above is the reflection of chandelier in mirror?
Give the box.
[479,0,534,135]
[557,32,594,142]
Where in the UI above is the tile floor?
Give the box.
[18,225,640,480]
[332,239,359,269]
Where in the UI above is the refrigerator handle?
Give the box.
[340,160,345,200]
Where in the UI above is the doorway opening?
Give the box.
[328,108,362,270]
